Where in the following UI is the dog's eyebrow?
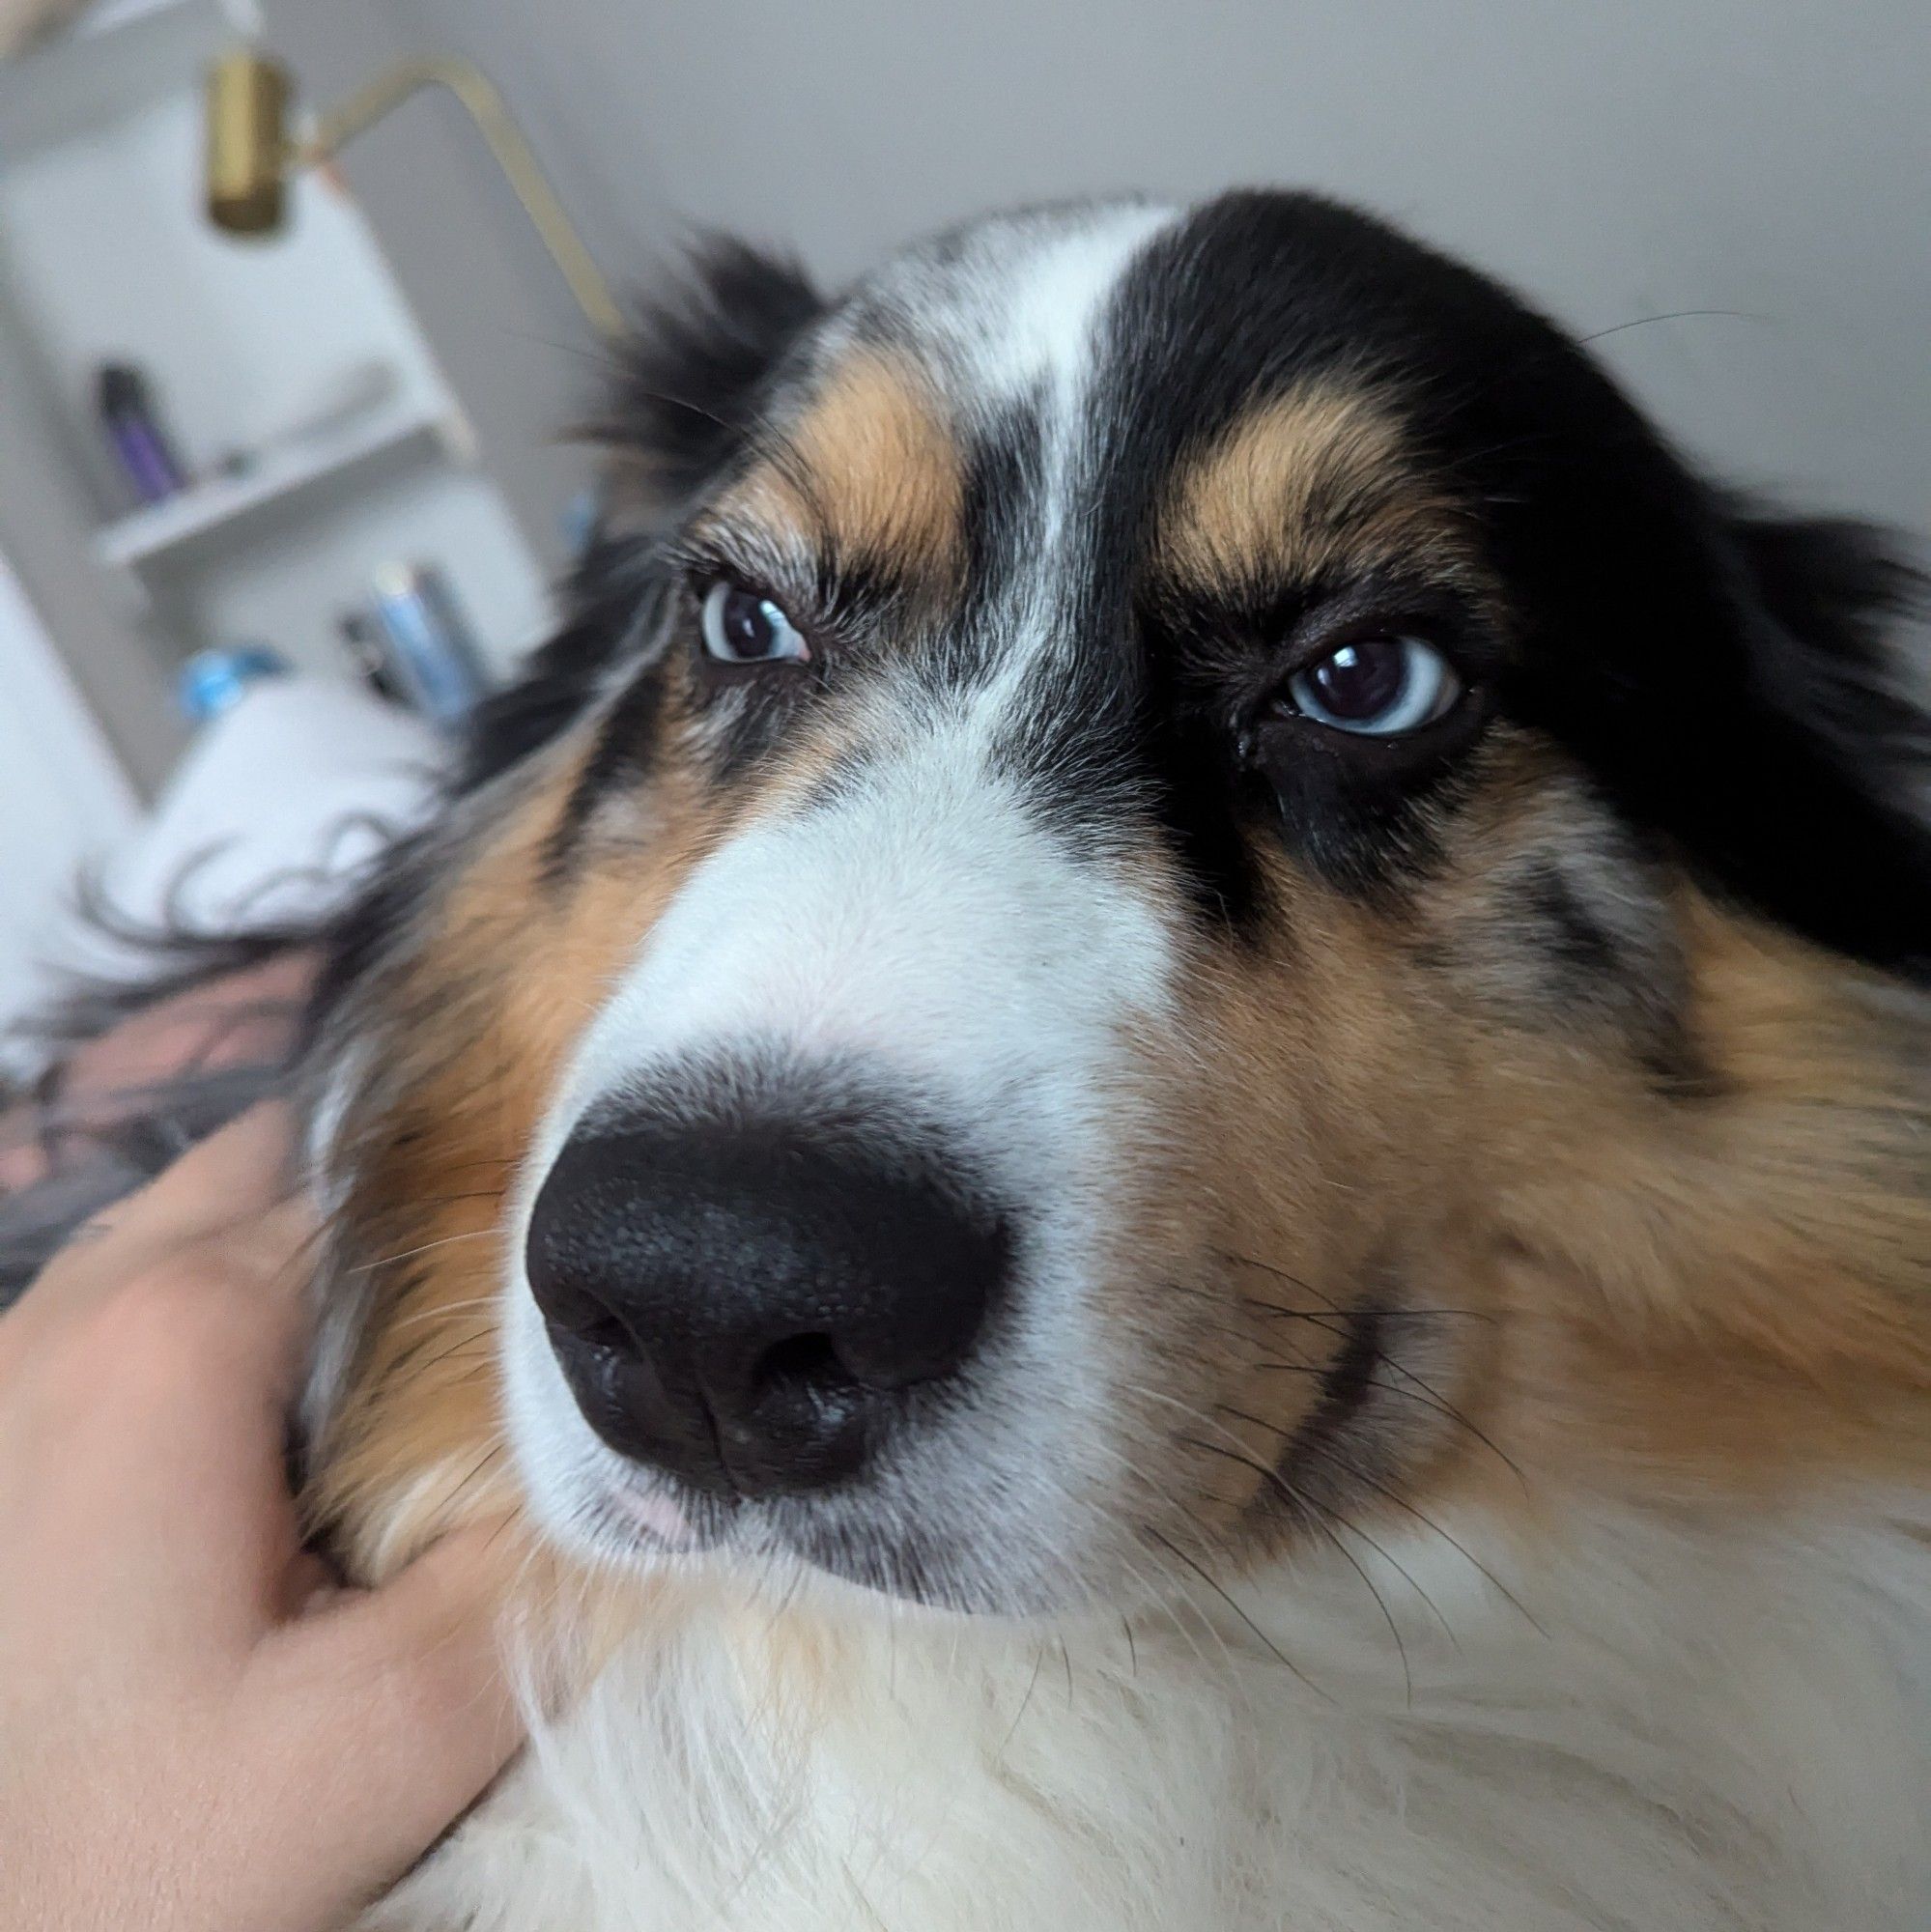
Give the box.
[708,350,967,598]
[1153,380,1478,598]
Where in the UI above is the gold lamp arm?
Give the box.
[301,57,624,343]
[206,49,625,344]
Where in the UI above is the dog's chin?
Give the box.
[554,1464,1065,1618]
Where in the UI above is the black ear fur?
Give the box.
[460,239,825,798]
[593,235,824,508]
[1718,509,1929,980]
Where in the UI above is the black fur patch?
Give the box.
[1509,858,1704,1093]
[591,238,823,509]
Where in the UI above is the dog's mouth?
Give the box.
[564,1306,1410,1614]
[578,1472,1015,1611]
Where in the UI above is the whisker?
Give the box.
[1181,1431,1413,1702]
[1141,1525,1332,1703]
[1210,1404,1457,1647]
[1215,1256,1524,1488]
[382,1293,503,1336]
[1138,1379,1541,1638]
[1216,1247,1493,1321]
[1060,1442,1249,1685]
[352,1228,502,1273]
[1245,1350,1524,1485]
[998,1642,1049,1756]
[1576,306,1762,346]
[1127,1379,1421,1695]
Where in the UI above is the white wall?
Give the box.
[0,551,136,1035]
[293,0,1928,549]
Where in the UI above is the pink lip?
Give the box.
[606,1481,697,1548]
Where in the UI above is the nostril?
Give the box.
[751,1331,854,1399]
[549,1308,634,1359]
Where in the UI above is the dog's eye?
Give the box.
[698,581,809,665]
[1281,635,1461,736]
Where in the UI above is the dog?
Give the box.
[17,189,1931,1929]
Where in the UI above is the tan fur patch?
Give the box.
[1156,380,1483,597]
[1488,903,1931,1498]
[714,350,965,592]
[1091,847,1509,1554]
[308,729,724,1585]
[1103,816,1931,1571]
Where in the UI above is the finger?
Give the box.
[268,1526,525,1862]
[17,1195,319,1398]
[29,1200,324,1649]
[102,1098,299,1245]
[105,1189,321,1540]
[14,1103,299,1323]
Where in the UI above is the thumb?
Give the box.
[270,1524,525,1879]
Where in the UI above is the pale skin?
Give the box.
[0,1105,522,1932]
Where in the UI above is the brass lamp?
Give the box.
[204,47,624,342]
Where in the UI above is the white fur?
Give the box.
[370,1497,1931,1930]
[919,201,1178,408]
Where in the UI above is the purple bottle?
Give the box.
[97,363,187,506]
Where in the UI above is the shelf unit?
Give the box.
[92,400,453,572]
[0,0,554,752]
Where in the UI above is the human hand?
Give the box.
[0,1105,521,1932]
[0,951,316,1197]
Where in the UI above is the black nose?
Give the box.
[525,1109,1011,1497]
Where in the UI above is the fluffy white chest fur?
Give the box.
[369,1501,1931,1932]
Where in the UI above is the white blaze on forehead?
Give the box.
[960,202,1179,406]
[873,200,1180,714]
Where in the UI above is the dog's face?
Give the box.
[307,193,1931,1615]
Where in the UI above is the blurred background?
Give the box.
[0,0,1925,1029]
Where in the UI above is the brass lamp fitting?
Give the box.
[205,46,623,342]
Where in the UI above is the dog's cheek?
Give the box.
[1457,893,1931,1504]
[1095,874,1493,1556]
[305,745,720,1582]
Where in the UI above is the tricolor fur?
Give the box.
[277,193,1931,1928]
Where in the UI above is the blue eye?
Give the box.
[699,581,809,665]
[1283,635,1462,736]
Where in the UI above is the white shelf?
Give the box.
[92,403,452,570]
[75,0,207,39]
[0,0,551,707]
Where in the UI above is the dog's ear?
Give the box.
[1705,509,1929,981]
[594,235,825,510]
